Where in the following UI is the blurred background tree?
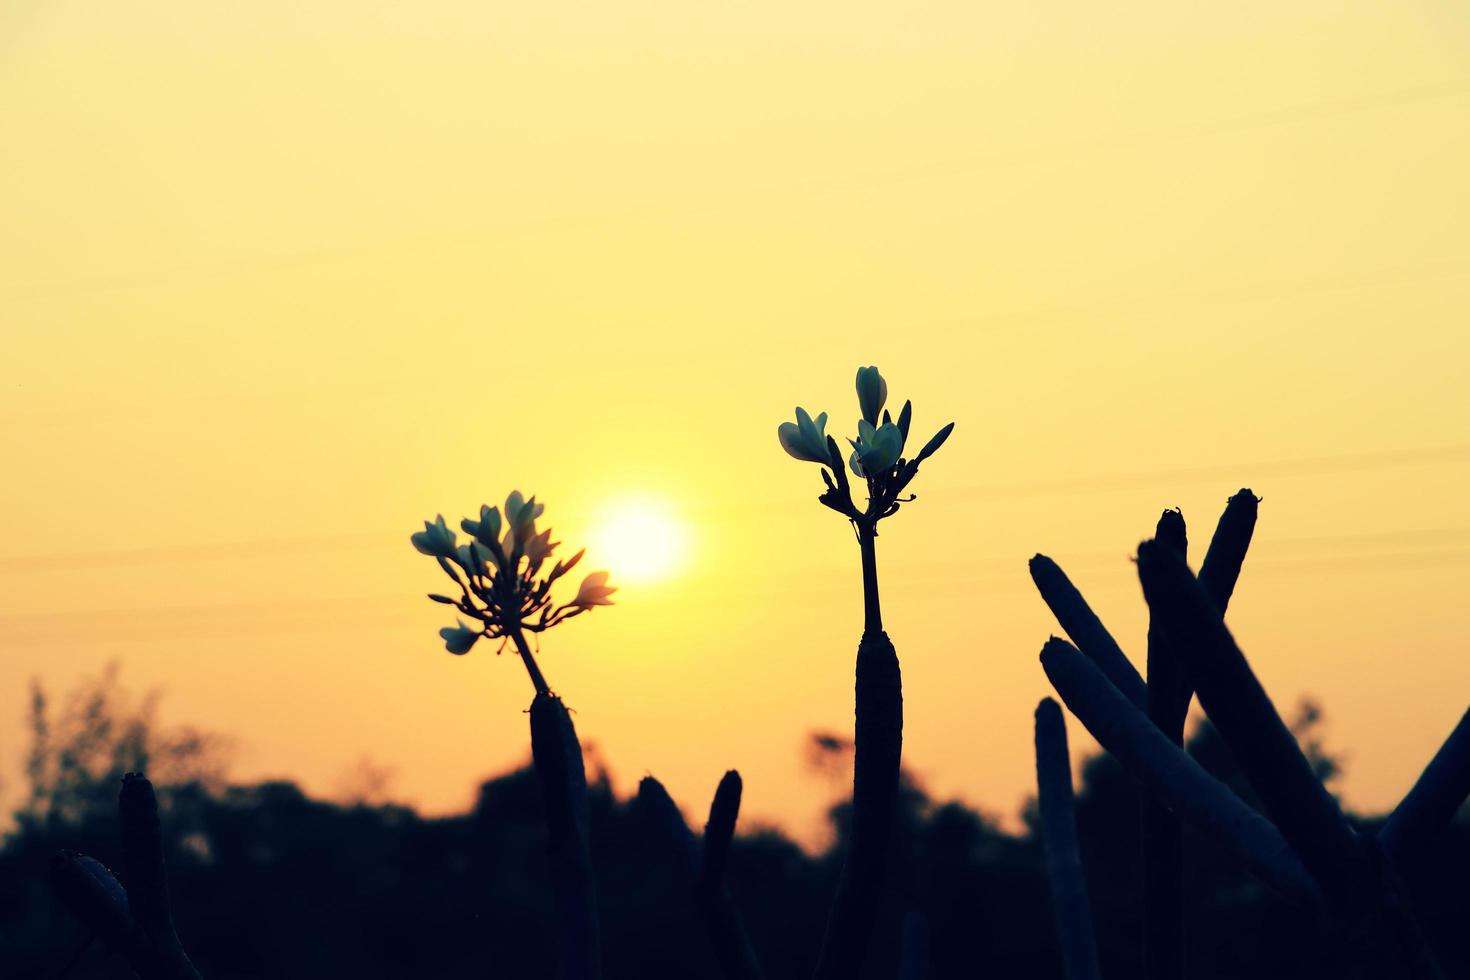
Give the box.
[15,663,229,833]
[2,670,1465,979]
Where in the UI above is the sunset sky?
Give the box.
[3,2,1468,843]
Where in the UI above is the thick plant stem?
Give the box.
[859,525,883,634]
[897,910,930,980]
[1146,489,1260,740]
[119,774,201,980]
[640,773,765,980]
[696,772,766,980]
[52,776,202,980]
[1195,489,1259,615]
[529,693,601,980]
[1142,509,1189,980]
[1040,637,1322,909]
[1145,510,1193,743]
[1136,541,1363,916]
[813,629,903,980]
[1140,798,1184,980]
[1142,492,1257,980]
[511,626,553,697]
[699,772,743,893]
[1139,541,1448,978]
[50,851,153,971]
[1035,698,1103,980]
[1029,554,1147,708]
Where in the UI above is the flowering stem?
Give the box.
[510,624,552,697]
[858,522,883,635]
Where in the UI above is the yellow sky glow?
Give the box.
[2,1,1468,843]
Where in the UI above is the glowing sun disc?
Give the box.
[588,499,688,585]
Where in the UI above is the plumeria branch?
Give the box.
[414,500,611,978]
[411,492,615,695]
[784,367,954,535]
[779,366,949,980]
[782,367,955,634]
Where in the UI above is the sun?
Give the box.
[588,498,689,586]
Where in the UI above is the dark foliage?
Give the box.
[5,695,1468,979]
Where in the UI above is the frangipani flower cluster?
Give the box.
[778,365,954,527]
[411,491,615,660]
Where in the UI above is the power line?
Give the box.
[1,443,1466,574]
[3,542,1468,644]
[0,533,385,573]
[3,77,1468,305]
[878,526,1470,578]
[930,443,1470,500]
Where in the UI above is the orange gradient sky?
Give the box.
[2,2,1469,843]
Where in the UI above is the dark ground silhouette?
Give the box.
[3,673,1467,979]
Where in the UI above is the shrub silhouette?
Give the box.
[9,664,1470,978]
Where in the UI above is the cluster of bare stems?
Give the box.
[1029,491,1467,980]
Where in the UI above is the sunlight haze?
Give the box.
[2,1,1468,844]
[589,497,688,585]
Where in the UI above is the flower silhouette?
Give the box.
[411,492,611,695]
